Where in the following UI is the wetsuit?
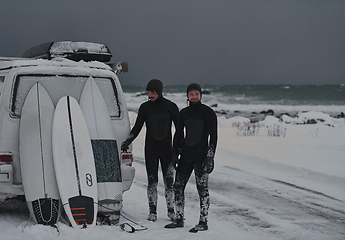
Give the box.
[172,100,218,223]
[125,96,179,217]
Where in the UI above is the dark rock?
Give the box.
[135,92,147,97]
[215,110,227,115]
[306,119,317,124]
[260,109,274,115]
[335,112,345,118]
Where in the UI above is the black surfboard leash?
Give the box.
[94,201,148,233]
[22,208,61,236]
[119,212,148,233]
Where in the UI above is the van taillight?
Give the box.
[121,152,133,166]
[0,153,12,163]
[0,153,13,183]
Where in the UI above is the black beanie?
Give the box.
[186,83,202,97]
[146,79,163,96]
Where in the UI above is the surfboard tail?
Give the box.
[31,198,60,225]
[69,195,96,226]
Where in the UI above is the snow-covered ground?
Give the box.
[1,111,344,240]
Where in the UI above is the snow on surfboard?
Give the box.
[80,76,122,224]
[19,83,60,225]
[52,96,98,228]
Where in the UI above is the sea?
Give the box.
[122,84,345,120]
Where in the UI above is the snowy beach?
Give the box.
[1,107,344,240]
[1,0,345,238]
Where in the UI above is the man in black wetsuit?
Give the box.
[165,83,218,233]
[121,79,179,222]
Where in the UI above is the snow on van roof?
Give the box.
[0,57,113,71]
[50,42,110,54]
[22,41,112,62]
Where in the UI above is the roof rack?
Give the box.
[22,41,112,62]
[0,57,27,61]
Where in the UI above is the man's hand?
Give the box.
[203,146,215,174]
[172,154,179,170]
[121,139,131,152]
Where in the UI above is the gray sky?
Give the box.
[1,0,344,85]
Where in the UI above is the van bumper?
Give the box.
[0,184,24,202]
[121,165,135,193]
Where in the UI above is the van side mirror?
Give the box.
[109,62,128,75]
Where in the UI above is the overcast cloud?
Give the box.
[1,0,344,85]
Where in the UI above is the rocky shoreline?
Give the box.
[214,108,345,123]
[128,105,344,125]
[128,93,344,124]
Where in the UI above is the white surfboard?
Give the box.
[80,76,122,224]
[19,83,60,225]
[52,96,98,228]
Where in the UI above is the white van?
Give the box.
[0,41,134,202]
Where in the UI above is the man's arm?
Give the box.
[171,102,180,128]
[203,107,218,174]
[172,112,184,155]
[121,104,146,151]
[207,107,218,151]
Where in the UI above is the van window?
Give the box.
[0,76,4,95]
[10,74,122,118]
